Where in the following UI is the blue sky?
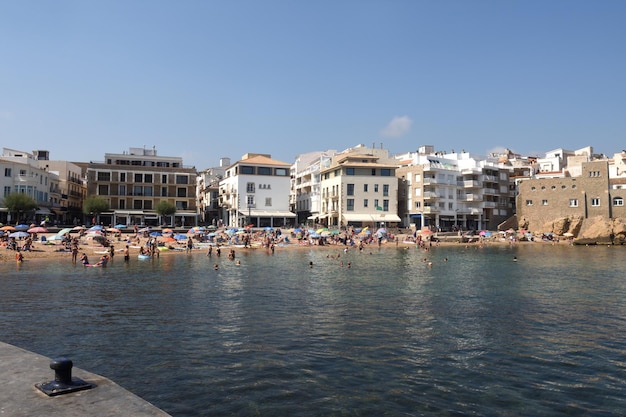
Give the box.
[1,1,625,169]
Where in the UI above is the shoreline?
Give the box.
[0,231,575,265]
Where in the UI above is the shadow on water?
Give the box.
[2,244,626,416]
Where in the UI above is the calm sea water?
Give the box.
[2,244,626,416]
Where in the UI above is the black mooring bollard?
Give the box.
[50,358,73,384]
[35,357,94,396]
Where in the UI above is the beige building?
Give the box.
[319,144,401,227]
[516,158,626,232]
[85,147,198,227]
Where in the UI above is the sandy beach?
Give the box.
[0,230,569,265]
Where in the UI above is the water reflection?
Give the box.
[1,245,626,415]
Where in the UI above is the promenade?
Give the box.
[0,341,170,417]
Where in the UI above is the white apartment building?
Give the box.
[396,146,512,231]
[290,150,336,225]
[219,153,295,228]
[319,144,401,228]
[0,148,60,224]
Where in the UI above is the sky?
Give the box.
[1,0,625,170]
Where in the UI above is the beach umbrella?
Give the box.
[293,228,303,233]
[9,231,30,238]
[174,233,188,240]
[0,225,16,231]
[15,224,30,231]
[28,226,48,233]
[47,234,65,241]
[137,227,151,233]
[114,224,127,229]
[162,228,174,234]
[150,231,163,237]
[56,227,73,236]
[72,225,85,230]
[158,236,176,243]
[89,225,104,231]
[316,227,329,234]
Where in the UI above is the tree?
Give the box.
[82,196,110,225]
[155,201,177,226]
[2,193,38,223]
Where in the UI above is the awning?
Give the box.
[36,208,51,215]
[114,210,145,216]
[244,210,296,218]
[342,213,402,223]
[307,214,319,220]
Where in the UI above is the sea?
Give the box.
[1,243,626,416]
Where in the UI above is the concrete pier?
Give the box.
[0,341,171,416]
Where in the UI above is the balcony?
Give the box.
[463,180,482,188]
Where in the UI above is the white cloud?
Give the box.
[380,116,412,138]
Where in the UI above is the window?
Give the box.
[347,184,355,196]
[134,173,143,183]
[120,173,126,182]
[133,200,143,209]
[119,200,125,209]
[613,197,624,206]
[175,175,188,184]
[162,174,167,183]
[591,198,600,207]
[119,185,126,196]
[275,168,289,176]
[363,199,368,207]
[247,182,255,193]
[177,188,187,197]
[258,167,271,175]
[97,172,111,181]
[371,169,376,176]
[4,168,11,177]
[98,184,109,195]
[143,186,153,196]
[347,199,354,211]
[364,184,368,192]
[265,197,272,207]
[569,199,578,207]
[144,200,152,210]
[383,199,389,211]
[161,187,167,197]
[381,168,391,176]
[176,201,188,210]
[133,186,143,195]
[144,174,153,183]
[374,184,379,192]
[19,169,26,176]
[542,200,548,205]
[240,166,254,175]
[374,199,379,209]
[526,200,533,206]
[346,168,355,175]
[589,171,601,177]
[383,184,389,196]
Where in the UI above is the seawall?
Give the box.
[0,341,171,416]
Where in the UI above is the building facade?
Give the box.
[85,147,198,227]
[290,150,336,225]
[196,158,229,226]
[0,148,60,224]
[396,146,513,231]
[319,144,401,228]
[218,153,295,228]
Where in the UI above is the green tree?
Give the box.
[82,196,110,225]
[155,201,177,226]
[2,193,38,223]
